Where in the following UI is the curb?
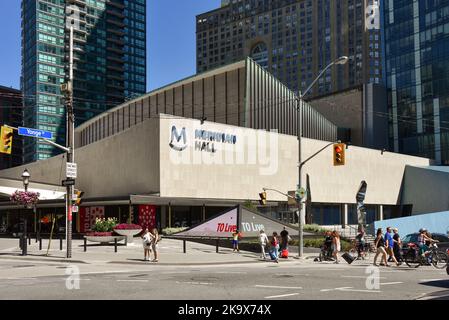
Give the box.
[0,255,88,264]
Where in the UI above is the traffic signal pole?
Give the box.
[64,26,75,259]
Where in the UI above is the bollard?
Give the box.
[28,235,31,246]
[21,235,27,256]
[60,236,63,251]
[19,237,22,250]
[183,240,186,254]
[39,237,42,251]
[84,238,87,252]
[216,239,219,253]
[114,238,118,253]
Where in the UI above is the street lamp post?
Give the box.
[296,56,348,258]
[21,169,31,256]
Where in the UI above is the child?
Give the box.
[232,229,242,252]
[142,228,154,262]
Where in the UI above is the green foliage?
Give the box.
[162,227,188,235]
[290,237,351,251]
[91,218,118,232]
[243,200,256,210]
[303,224,328,234]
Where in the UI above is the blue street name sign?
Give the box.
[18,127,53,139]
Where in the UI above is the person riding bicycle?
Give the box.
[417,228,438,258]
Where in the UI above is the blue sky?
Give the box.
[0,0,220,91]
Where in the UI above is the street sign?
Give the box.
[18,127,53,139]
[62,179,75,186]
[66,162,77,179]
[296,187,307,199]
[71,205,79,213]
[288,191,297,206]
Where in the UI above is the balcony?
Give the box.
[107,0,125,10]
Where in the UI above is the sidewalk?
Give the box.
[0,238,319,266]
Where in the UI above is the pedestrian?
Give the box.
[373,228,388,267]
[280,227,291,253]
[331,231,341,264]
[259,229,269,260]
[151,228,160,262]
[392,228,402,262]
[385,227,400,266]
[269,232,279,263]
[142,228,154,262]
[232,229,241,252]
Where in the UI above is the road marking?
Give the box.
[321,287,381,293]
[215,271,247,274]
[117,279,149,283]
[255,285,303,290]
[380,282,403,286]
[419,279,446,282]
[175,281,213,285]
[264,293,300,299]
[341,276,386,279]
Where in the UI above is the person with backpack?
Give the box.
[279,227,291,258]
[142,228,154,262]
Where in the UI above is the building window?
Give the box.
[251,42,269,69]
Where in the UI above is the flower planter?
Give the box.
[114,229,142,246]
[85,235,125,245]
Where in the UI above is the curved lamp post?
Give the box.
[296,56,349,258]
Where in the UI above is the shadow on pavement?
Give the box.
[419,279,449,290]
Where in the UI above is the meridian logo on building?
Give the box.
[169,126,188,151]
[169,125,237,153]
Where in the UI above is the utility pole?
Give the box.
[62,26,75,259]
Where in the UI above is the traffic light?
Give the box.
[0,126,13,155]
[74,189,84,206]
[259,192,267,205]
[333,143,346,166]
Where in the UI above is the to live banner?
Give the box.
[79,207,105,233]
[138,205,156,231]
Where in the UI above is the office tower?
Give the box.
[0,86,23,169]
[385,0,449,164]
[21,0,146,162]
[196,0,382,98]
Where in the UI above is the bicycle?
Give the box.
[404,242,448,269]
[348,239,372,261]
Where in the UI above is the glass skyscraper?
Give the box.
[21,0,146,162]
[385,0,449,164]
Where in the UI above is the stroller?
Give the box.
[317,242,334,262]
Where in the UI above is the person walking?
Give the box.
[269,232,279,263]
[332,231,341,264]
[385,227,400,266]
[259,230,269,260]
[232,229,242,252]
[373,228,388,266]
[392,228,402,263]
[142,228,154,262]
[151,228,160,262]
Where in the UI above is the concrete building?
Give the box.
[308,83,389,149]
[0,86,23,170]
[21,0,147,162]
[196,0,383,97]
[0,114,431,235]
[75,58,338,148]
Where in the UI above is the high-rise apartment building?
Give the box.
[21,0,146,162]
[197,0,383,98]
[385,0,449,164]
[0,86,23,169]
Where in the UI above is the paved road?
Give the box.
[0,258,447,300]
